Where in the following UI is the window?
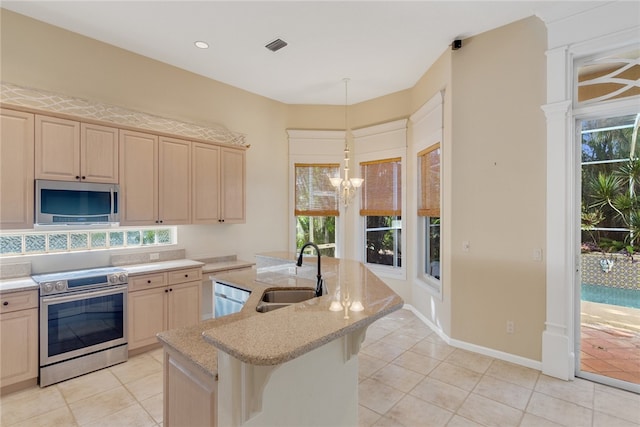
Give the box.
[294,163,339,257]
[0,227,175,256]
[418,144,441,281]
[360,158,402,267]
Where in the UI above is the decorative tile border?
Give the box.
[581,253,639,290]
[1,81,247,146]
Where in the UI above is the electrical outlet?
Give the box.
[149,253,160,260]
[288,266,297,275]
[506,320,515,334]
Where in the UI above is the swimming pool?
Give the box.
[581,284,640,309]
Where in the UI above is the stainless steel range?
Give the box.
[32,267,128,387]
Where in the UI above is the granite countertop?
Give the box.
[121,259,205,275]
[157,253,404,373]
[0,276,38,294]
[200,259,254,275]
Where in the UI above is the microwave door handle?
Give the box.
[110,186,115,219]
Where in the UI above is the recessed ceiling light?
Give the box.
[194,41,209,49]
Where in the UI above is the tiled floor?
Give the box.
[2,309,639,427]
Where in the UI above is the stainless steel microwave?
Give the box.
[35,179,120,227]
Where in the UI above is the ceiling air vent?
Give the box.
[265,38,288,52]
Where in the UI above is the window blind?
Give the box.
[418,144,440,217]
[360,158,402,216]
[294,163,339,216]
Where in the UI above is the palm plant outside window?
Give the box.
[294,163,339,257]
[581,114,639,257]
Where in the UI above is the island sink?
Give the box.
[256,287,316,313]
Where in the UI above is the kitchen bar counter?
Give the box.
[157,253,404,371]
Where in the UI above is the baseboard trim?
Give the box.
[403,304,542,372]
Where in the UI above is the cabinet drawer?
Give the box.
[0,290,38,314]
[168,268,202,285]
[129,273,167,292]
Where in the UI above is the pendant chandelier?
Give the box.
[329,78,363,207]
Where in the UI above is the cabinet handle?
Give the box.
[184,274,189,278]
[2,301,8,306]
[165,289,168,293]
[147,280,151,284]
[81,176,86,180]
[169,288,173,292]
[75,176,80,180]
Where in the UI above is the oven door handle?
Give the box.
[41,285,128,304]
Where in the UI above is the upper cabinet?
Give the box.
[119,130,159,226]
[192,143,245,224]
[119,131,191,226]
[0,109,35,229]
[35,115,119,183]
[159,137,191,225]
[220,147,246,223]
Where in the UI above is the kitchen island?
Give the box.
[157,252,404,426]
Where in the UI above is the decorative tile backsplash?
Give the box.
[1,81,247,146]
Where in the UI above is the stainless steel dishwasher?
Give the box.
[214,281,250,317]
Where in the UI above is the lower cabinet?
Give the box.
[163,347,217,427]
[0,290,38,391]
[128,268,202,351]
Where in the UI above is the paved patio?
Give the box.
[580,301,640,384]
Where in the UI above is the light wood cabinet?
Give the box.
[120,131,191,225]
[164,347,217,427]
[159,137,191,225]
[128,267,202,351]
[0,109,34,229]
[35,116,118,183]
[119,130,158,225]
[81,123,119,183]
[192,143,246,224]
[0,290,38,390]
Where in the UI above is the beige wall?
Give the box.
[449,16,547,361]
[0,9,291,263]
[1,9,548,362]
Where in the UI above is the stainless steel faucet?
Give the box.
[296,242,324,297]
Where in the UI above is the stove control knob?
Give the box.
[109,275,117,284]
[43,283,54,293]
[118,273,127,283]
[55,281,66,291]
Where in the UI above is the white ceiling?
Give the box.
[2,1,603,105]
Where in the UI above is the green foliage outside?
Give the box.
[581,116,639,259]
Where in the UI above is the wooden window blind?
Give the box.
[360,157,402,216]
[294,163,339,216]
[418,144,440,217]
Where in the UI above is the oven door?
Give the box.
[40,285,127,367]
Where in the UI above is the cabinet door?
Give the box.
[0,308,38,387]
[159,137,191,224]
[128,287,167,350]
[0,109,34,229]
[168,281,201,330]
[35,115,80,181]
[81,123,119,183]
[192,143,220,224]
[119,130,158,225]
[220,148,246,223]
